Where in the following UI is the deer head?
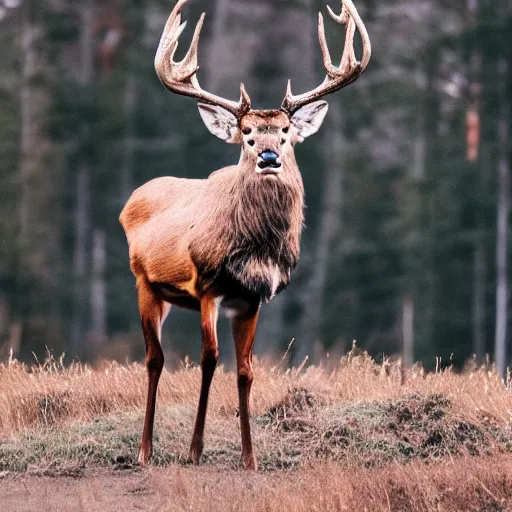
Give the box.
[154,0,371,175]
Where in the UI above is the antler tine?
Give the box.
[155,0,251,120]
[281,0,371,115]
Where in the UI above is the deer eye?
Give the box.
[282,127,289,134]
[248,140,255,146]
[242,128,252,135]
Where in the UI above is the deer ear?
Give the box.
[198,102,241,144]
[290,101,328,143]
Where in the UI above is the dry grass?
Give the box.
[1,347,512,510]
[145,456,512,511]
[1,348,510,437]
[3,457,512,511]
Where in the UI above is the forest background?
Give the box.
[0,0,511,373]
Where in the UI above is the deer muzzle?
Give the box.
[256,150,282,174]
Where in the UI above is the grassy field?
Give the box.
[1,347,512,511]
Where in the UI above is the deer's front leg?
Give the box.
[189,295,219,464]
[137,278,170,465]
[232,303,260,470]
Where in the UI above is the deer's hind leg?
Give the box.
[137,277,170,465]
[189,295,219,464]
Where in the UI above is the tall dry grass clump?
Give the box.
[0,345,510,439]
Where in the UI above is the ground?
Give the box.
[1,348,512,511]
[3,458,512,512]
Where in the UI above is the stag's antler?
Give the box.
[281,0,371,115]
[155,0,251,119]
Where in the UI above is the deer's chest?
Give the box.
[219,253,292,304]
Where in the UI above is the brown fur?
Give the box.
[118,0,369,474]
[120,111,303,305]
[119,110,307,470]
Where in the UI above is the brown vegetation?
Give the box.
[0,348,512,510]
[2,457,512,512]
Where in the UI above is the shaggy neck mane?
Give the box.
[229,171,302,262]
[191,165,304,299]
[213,166,304,301]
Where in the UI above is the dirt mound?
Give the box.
[256,387,322,433]
[313,394,510,466]
[2,388,511,474]
[258,391,512,469]
[386,394,485,457]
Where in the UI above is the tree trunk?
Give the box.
[404,63,427,365]
[90,229,107,344]
[18,1,60,357]
[71,0,95,358]
[71,161,90,357]
[121,75,137,202]
[296,104,344,362]
[402,296,414,367]
[0,294,9,358]
[206,0,231,93]
[473,243,486,359]
[466,0,486,360]
[494,58,510,377]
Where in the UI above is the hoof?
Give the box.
[243,454,257,471]
[137,445,152,465]
[189,440,203,465]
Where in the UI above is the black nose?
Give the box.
[258,150,280,169]
[259,150,278,162]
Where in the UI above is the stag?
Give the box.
[120,0,370,470]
